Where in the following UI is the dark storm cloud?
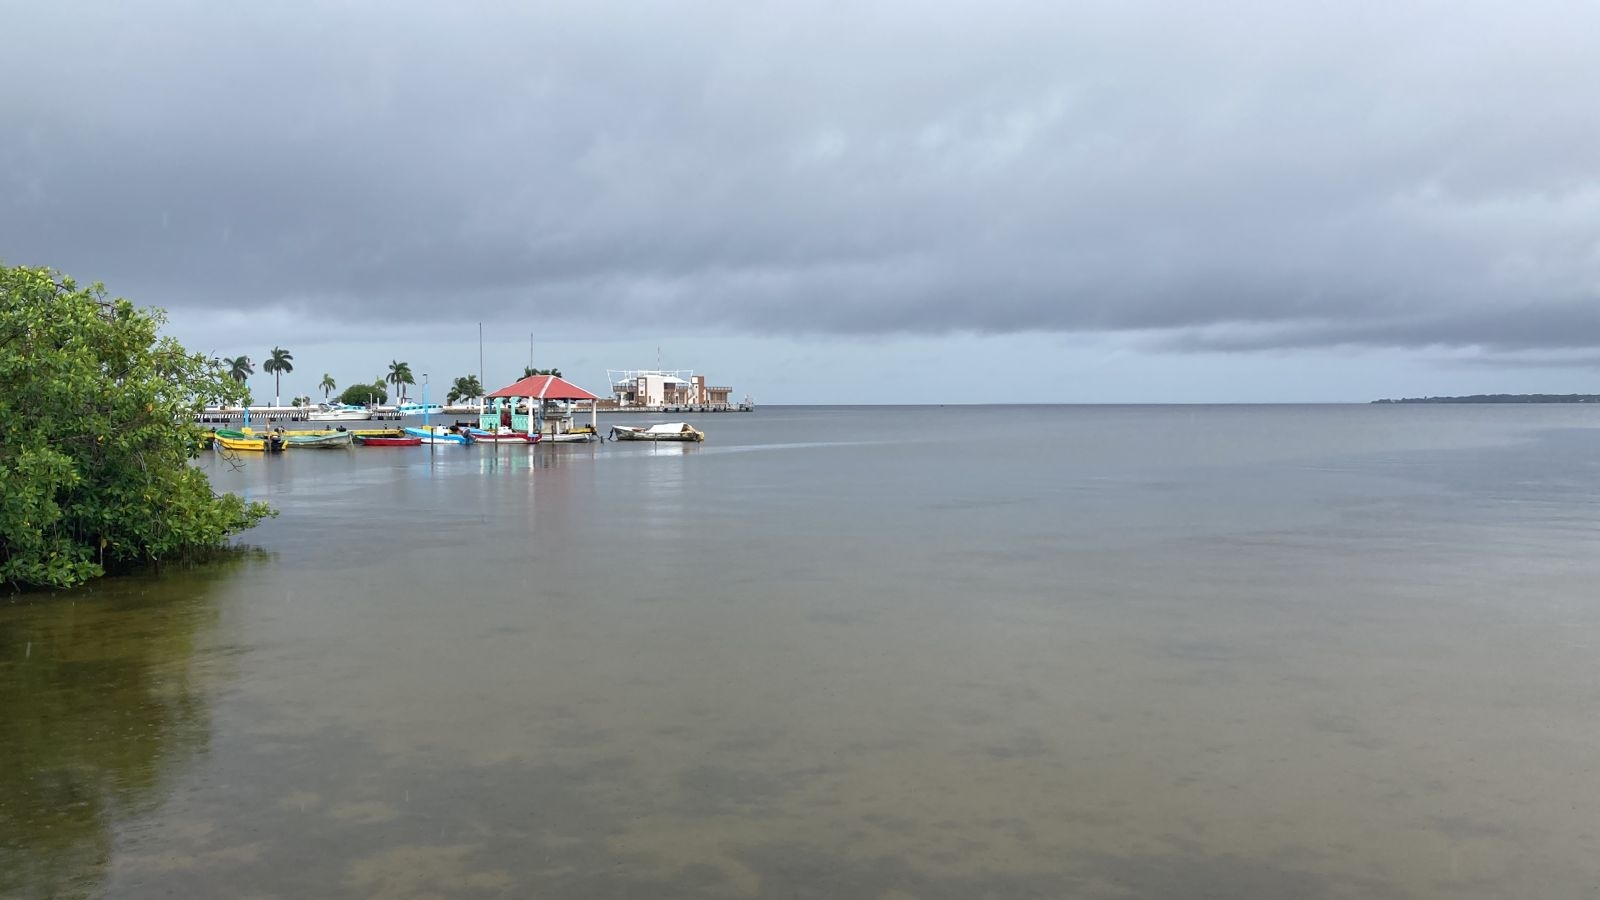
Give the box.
[1445,352,1600,370]
[3,0,1598,354]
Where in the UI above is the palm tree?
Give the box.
[448,375,484,405]
[523,366,562,378]
[224,355,254,383]
[262,346,294,406]
[386,360,415,404]
[319,373,337,399]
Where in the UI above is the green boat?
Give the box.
[283,430,354,449]
[211,428,281,452]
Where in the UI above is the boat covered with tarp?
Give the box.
[609,422,705,442]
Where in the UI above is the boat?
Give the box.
[609,422,705,442]
[211,427,283,452]
[402,425,473,445]
[392,402,445,416]
[467,428,540,444]
[214,433,268,452]
[354,435,422,447]
[283,430,354,449]
[307,402,372,422]
[542,430,597,443]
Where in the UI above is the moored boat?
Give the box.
[542,430,597,443]
[214,434,267,451]
[307,402,372,422]
[354,435,423,447]
[403,425,473,445]
[467,428,540,443]
[391,402,445,416]
[211,427,284,452]
[609,422,705,442]
[283,430,354,449]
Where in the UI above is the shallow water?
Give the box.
[4,405,1600,898]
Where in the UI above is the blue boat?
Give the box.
[403,425,473,445]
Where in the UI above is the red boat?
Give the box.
[354,435,423,447]
[468,429,541,443]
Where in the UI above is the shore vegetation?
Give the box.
[448,375,483,405]
[0,263,275,591]
[338,381,387,407]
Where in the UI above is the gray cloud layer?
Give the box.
[4,0,1598,355]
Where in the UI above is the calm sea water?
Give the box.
[4,405,1600,898]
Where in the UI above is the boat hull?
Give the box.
[610,423,705,442]
[284,431,353,448]
[388,404,445,416]
[307,409,371,421]
[214,435,268,451]
[212,427,284,452]
[402,426,472,444]
[468,430,540,443]
[354,435,422,447]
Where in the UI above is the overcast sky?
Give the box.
[4,0,1599,402]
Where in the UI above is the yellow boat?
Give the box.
[211,427,282,452]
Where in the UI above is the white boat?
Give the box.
[393,402,445,416]
[609,422,705,442]
[543,430,597,443]
[306,402,372,422]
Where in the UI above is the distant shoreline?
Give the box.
[1371,394,1600,404]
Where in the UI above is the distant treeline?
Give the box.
[1372,394,1600,404]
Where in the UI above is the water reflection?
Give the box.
[475,443,599,475]
[0,564,251,899]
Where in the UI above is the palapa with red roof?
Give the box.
[486,375,600,402]
[481,374,601,439]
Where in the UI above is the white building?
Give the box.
[606,369,736,409]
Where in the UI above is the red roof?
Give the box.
[486,375,600,401]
